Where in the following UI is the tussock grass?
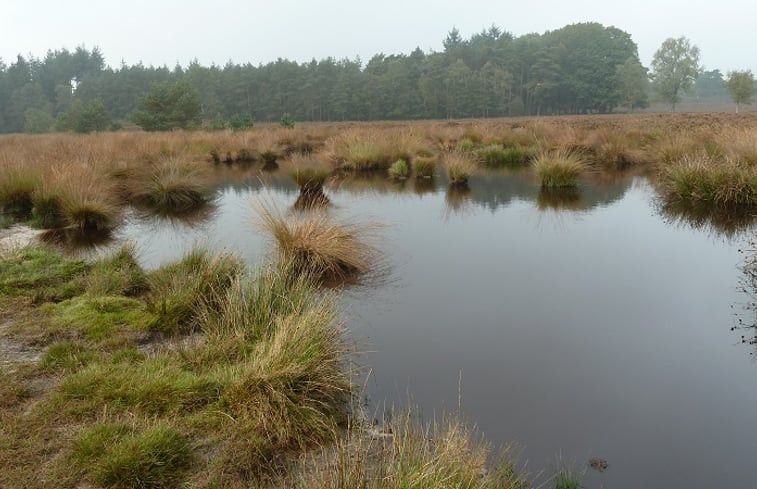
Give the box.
[0,166,41,217]
[476,144,529,168]
[412,157,436,178]
[130,157,211,213]
[553,461,584,489]
[327,130,422,171]
[661,153,757,207]
[85,244,146,297]
[289,412,528,489]
[289,153,332,191]
[145,248,242,334]
[533,149,586,188]
[58,171,120,231]
[388,159,409,180]
[257,204,380,283]
[31,181,66,228]
[444,151,476,186]
[72,423,192,489]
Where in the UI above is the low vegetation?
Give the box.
[130,157,212,213]
[661,153,757,207]
[388,159,409,179]
[533,149,587,188]
[445,151,477,186]
[257,204,380,283]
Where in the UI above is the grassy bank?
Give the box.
[0,244,534,488]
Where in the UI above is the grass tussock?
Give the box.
[145,248,242,334]
[445,151,476,186]
[661,153,757,207]
[388,159,409,180]
[327,130,423,171]
[72,423,192,489]
[412,157,436,178]
[130,157,212,213]
[0,166,41,217]
[84,244,146,297]
[533,149,586,188]
[57,170,120,231]
[476,144,529,168]
[44,295,154,342]
[289,412,529,489]
[257,204,380,283]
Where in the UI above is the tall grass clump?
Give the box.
[289,153,332,209]
[85,244,146,296]
[661,153,757,207]
[145,248,242,334]
[327,130,422,171]
[289,412,529,489]
[31,181,66,228]
[413,157,436,178]
[476,145,529,168]
[388,159,409,180]
[257,204,380,283]
[0,166,41,217]
[130,157,211,213]
[533,149,586,188]
[445,151,476,186]
[58,170,120,231]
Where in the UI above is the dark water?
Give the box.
[87,168,756,488]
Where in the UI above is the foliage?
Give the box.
[280,112,295,129]
[651,37,701,111]
[132,81,201,131]
[58,99,110,133]
[724,70,756,112]
[616,57,649,110]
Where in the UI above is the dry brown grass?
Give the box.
[257,203,381,283]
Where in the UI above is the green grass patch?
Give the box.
[59,356,222,416]
[73,423,192,489]
[476,145,529,167]
[413,157,436,178]
[662,154,757,207]
[39,341,96,373]
[145,249,242,334]
[85,244,146,297]
[388,159,409,180]
[0,247,88,302]
[45,296,154,341]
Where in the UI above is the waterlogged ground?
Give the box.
[51,167,757,489]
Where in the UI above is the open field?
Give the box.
[2,112,757,488]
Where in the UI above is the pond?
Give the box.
[62,166,757,489]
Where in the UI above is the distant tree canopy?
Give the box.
[650,37,701,111]
[132,81,201,131]
[724,70,756,112]
[0,24,742,134]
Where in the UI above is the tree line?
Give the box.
[0,22,754,134]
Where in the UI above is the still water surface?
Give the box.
[97,169,756,488]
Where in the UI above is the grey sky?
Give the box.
[2,0,755,73]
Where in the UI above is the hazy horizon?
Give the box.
[2,0,755,73]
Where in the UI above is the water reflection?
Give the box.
[40,227,113,251]
[536,187,582,211]
[444,184,472,215]
[657,200,757,240]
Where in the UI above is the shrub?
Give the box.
[533,149,586,188]
[280,112,295,129]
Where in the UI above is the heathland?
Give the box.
[1,112,757,488]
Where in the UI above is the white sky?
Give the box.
[2,0,754,73]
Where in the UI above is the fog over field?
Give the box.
[2,0,755,72]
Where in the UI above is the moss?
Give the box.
[45,296,154,341]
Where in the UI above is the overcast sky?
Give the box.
[2,0,755,73]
